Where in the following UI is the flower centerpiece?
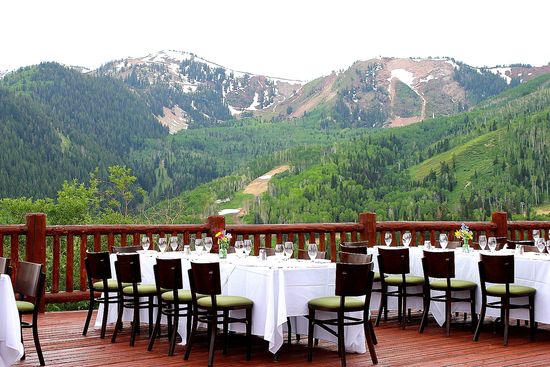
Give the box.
[215,230,232,259]
[455,223,474,253]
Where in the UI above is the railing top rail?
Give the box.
[508,221,550,229]
[45,223,210,236]
[0,224,27,235]
[227,222,363,234]
[376,221,497,231]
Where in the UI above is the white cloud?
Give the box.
[1,0,548,80]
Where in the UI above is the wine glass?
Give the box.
[284,242,294,259]
[274,243,284,260]
[439,233,448,250]
[384,232,392,246]
[535,238,546,255]
[141,236,150,251]
[234,240,244,258]
[204,237,213,253]
[402,231,412,247]
[243,239,252,257]
[169,236,179,252]
[478,235,487,251]
[158,238,167,253]
[195,238,204,256]
[546,240,550,256]
[532,229,541,240]
[307,243,318,261]
[424,240,431,249]
[488,237,497,253]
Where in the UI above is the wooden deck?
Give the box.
[14,311,550,367]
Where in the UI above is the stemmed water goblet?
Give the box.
[284,242,294,260]
[532,229,541,240]
[307,243,318,261]
[235,240,244,258]
[535,238,546,255]
[274,244,284,260]
[243,239,252,257]
[488,237,497,253]
[195,238,204,256]
[141,236,150,251]
[402,231,412,247]
[204,237,213,253]
[478,235,487,251]
[384,232,392,246]
[158,238,167,253]
[546,240,550,256]
[439,233,448,250]
[169,236,179,252]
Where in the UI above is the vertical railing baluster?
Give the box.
[52,235,60,293]
[66,235,74,293]
[80,235,87,291]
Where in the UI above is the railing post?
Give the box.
[25,213,47,312]
[492,211,508,238]
[207,215,225,252]
[359,212,377,247]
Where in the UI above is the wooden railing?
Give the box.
[1,212,549,307]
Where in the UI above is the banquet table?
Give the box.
[0,274,24,367]
[95,252,367,354]
[368,246,550,326]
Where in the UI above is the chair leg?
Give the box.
[307,309,315,362]
[369,320,378,345]
[169,308,179,356]
[286,316,292,345]
[186,305,192,344]
[375,286,386,326]
[397,288,403,324]
[470,289,477,332]
[207,314,217,367]
[83,295,94,336]
[183,312,199,361]
[147,299,162,351]
[364,319,378,365]
[246,308,252,361]
[223,310,229,355]
[445,290,452,337]
[401,287,407,330]
[19,315,26,361]
[32,314,45,366]
[130,297,139,347]
[419,292,430,333]
[529,295,536,341]
[503,298,510,346]
[111,295,124,343]
[148,296,154,337]
[338,311,346,367]
[473,301,486,342]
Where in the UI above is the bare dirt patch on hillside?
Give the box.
[243,165,290,196]
[291,74,338,117]
[157,105,189,134]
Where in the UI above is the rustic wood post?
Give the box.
[207,215,225,252]
[492,211,509,238]
[25,213,47,312]
[359,212,377,247]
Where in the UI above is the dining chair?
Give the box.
[15,261,46,366]
[307,261,378,366]
[419,250,477,336]
[111,253,158,346]
[148,258,201,356]
[184,262,253,367]
[340,244,368,254]
[342,240,369,247]
[83,251,126,339]
[339,252,372,264]
[112,245,142,253]
[0,256,11,276]
[473,254,536,345]
[297,249,327,260]
[375,247,424,329]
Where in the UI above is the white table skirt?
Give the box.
[0,274,23,367]
[369,246,550,326]
[95,252,367,354]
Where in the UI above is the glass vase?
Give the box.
[219,244,228,259]
[462,239,470,253]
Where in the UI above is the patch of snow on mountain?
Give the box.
[445,59,460,70]
[391,69,416,89]
[489,67,512,84]
[418,74,435,84]
[228,105,243,116]
[245,92,260,111]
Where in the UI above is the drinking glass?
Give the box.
[204,237,213,253]
[384,232,392,246]
[546,240,550,255]
[478,235,487,251]
[243,239,252,257]
[439,233,448,250]
[532,229,540,240]
[488,237,497,253]
[423,240,431,249]
[536,238,546,254]
[402,231,412,247]
[284,242,294,259]
[158,238,167,253]
[235,240,244,258]
[141,236,150,251]
[195,238,204,256]
[169,236,179,252]
[275,243,284,259]
[307,243,318,261]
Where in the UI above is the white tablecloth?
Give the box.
[95,252,367,354]
[369,246,550,326]
[0,274,23,367]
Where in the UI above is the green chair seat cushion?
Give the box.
[197,295,253,308]
[122,284,157,295]
[161,289,194,302]
[384,275,424,286]
[373,272,381,282]
[486,284,536,297]
[430,279,477,290]
[16,300,35,313]
[93,279,131,291]
[308,296,364,311]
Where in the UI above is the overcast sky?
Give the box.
[2,0,549,80]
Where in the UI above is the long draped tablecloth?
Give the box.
[0,274,23,367]
[95,252,367,354]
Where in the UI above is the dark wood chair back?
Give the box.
[422,250,455,279]
[335,262,374,297]
[377,247,410,275]
[508,239,535,247]
[339,252,372,264]
[114,253,142,284]
[0,257,11,275]
[479,254,514,284]
[112,245,142,253]
[340,244,367,254]
[85,251,112,282]
[154,258,183,290]
[297,249,326,260]
[14,261,44,303]
[190,262,221,295]
[342,241,369,247]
